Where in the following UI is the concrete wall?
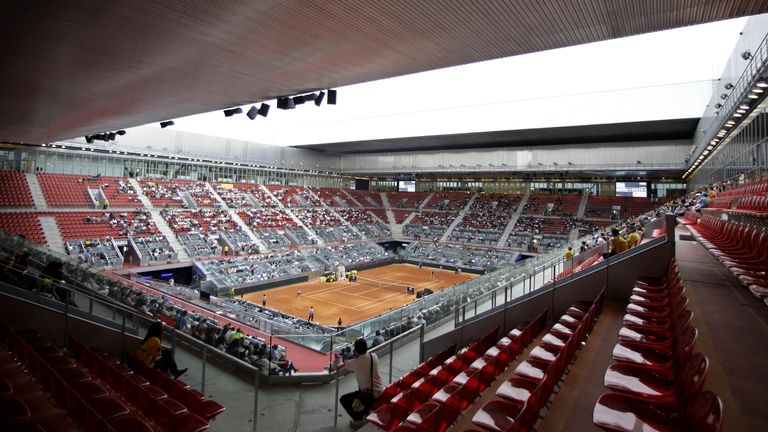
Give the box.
[100,126,342,170]
[340,140,690,172]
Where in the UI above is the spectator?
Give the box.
[579,241,589,253]
[339,339,383,428]
[627,227,641,249]
[371,330,385,348]
[135,321,187,379]
[564,247,574,260]
[175,310,188,331]
[607,228,628,257]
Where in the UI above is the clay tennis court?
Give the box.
[243,263,477,326]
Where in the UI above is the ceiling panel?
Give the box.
[1,0,766,144]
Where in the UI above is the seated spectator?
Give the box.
[135,321,188,379]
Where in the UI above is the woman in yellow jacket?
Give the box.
[136,321,187,378]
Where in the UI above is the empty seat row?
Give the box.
[69,334,221,427]
[0,171,34,207]
[592,261,723,431]
[0,323,158,432]
[470,291,604,432]
[367,310,549,431]
[717,174,768,198]
[687,215,768,305]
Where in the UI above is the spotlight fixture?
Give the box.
[160,120,175,128]
[724,83,734,90]
[714,103,723,109]
[292,95,307,105]
[246,106,258,120]
[258,103,270,117]
[85,135,94,144]
[327,89,337,105]
[741,50,753,60]
[315,91,325,106]
[116,130,126,136]
[107,132,117,141]
[223,107,243,117]
[757,80,768,88]
[720,93,728,100]
[277,97,295,110]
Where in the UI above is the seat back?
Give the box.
[687,391,723,432]
[676,353,709,405]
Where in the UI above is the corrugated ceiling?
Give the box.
[1,0,766,144]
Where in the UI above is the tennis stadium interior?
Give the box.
[1,2,768,432]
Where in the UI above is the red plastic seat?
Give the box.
[1,419,46,432]
[110,414,154,432]
[0,395,31,423]
[0,378,13,396]
[72,381,110,401]
[88,395,131,419]
[404,401,459,432]
[190,398,226,421]
[603,352,708,407]
[593,390,723,432]
[471,399,529,432]
[367,403,411,431]
[431,382,478,411]
[612,326,697,376]
[495,375,546,410]
[391,388,430,412]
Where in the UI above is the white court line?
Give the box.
[306,286,406,311]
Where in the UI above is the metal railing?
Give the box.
[453,213,668,325]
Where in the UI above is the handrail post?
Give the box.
[333,368,340,427]
[201,345,207,395]
[253,368,259,432]
[121,314,126,355]
[418,323,425,364]
[389,338,394,383]
[63,294,70,347]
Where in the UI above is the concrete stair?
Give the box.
[38,216,64,254]
[497,190,529,247]
[439,193,477,242]
[341,189,363,207]
[25,173,48,209]
[285,209,324,245]
[380,192,398,236]
[206,183,227,207]
[311,188,365,239]
[260,185,283,208]
[149,208,190,261]
[576,190,589,218]
[229,211,268,251]
[419,192,435,209]
[128,178,154,209]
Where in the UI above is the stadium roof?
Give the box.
[1,1,766,145]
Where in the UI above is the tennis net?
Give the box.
[354,276,411,294]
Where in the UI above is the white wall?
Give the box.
[340,140,689,173]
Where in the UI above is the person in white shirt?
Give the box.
[339,339,383,428]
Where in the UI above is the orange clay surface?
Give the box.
[243,263,476,326]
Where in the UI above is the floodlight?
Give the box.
[246,106,258,120]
